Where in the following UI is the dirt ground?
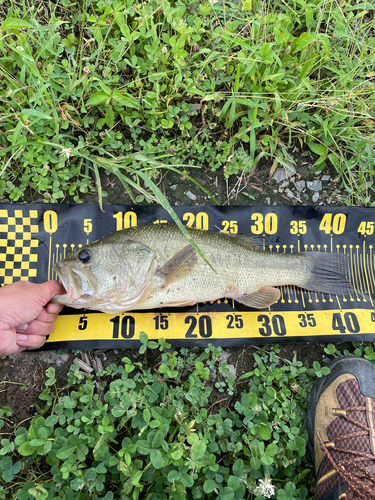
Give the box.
[0,341,331,429]
[0,148,372,423]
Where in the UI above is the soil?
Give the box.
[0,147,372,425]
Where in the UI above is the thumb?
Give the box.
[37,280,66,303]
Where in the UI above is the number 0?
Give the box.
[43,211,58,234]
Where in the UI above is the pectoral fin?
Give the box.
[230,287,280,309]
[156,244,198,288]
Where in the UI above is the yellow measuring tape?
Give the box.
[51,308,375,343]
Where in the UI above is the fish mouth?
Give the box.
[53,262,94,303]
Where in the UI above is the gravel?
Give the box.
[272,163,297,182]
[295,180,306,191]
[285,188,295,199]
[185,190,197,201]
[307,180,322,192]
[223,364,236,379]
[41,351,70,366]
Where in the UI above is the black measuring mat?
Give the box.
[0,204,374,349]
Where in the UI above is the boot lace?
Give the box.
[317,402,375,499]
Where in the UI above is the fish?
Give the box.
[52,224,354,314]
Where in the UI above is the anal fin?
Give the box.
[156,244,198,288]
[229,287,280,309]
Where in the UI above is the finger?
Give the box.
[34,308,60,323]
[16,333,47,350]
[15,323,29,332]
[17,320,55,337]
[2,345,28,356]
[45,302,64,314]
[37,280,66,303]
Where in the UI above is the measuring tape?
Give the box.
[0,204,374,349]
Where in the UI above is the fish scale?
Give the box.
[52,224,354,314]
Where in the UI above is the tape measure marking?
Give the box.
[47,308,375,344]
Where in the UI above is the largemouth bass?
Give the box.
[52,224,354,314]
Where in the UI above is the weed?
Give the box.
[0,0,374,204]
[8,340,369,499]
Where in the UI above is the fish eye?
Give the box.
[78,250,91,264]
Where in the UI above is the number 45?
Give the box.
[358,221,374,235]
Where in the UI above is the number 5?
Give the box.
[84,219,92,234]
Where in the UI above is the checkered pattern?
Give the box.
[0,209,39,284]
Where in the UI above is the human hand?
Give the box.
[0,281,65,357]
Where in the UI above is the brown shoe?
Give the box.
[304,356,375,500]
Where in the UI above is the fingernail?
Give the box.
[17,334,28,341]
[21,324,28,330]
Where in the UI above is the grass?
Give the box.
[0,0,374,205]
[1,341,375,499]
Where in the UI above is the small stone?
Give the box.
[114,349,119,354]
[218,350,231,363]
[272,202,277,206]
[222,364,236,379]
[321,175,331,181]
[295,180,305,191]
[312,192,320,203]
[266,197,270,205]
[170,184,178,191]
[41,351,69,366]
[209,368,217,381]
[185,103,201,115]
[279,181,289,189]
[308,163,315,170]
[285,188,294,199]
[185,190,197,201]
[272,163,296,182]
[273,190,277,194]
[307,180,322,192]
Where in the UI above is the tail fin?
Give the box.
[303,252,354,296]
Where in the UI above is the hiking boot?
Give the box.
[304,356,375,500]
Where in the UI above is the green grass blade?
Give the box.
[90,162,104,212]
[162,167,219,205]
[133,169,216,273]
